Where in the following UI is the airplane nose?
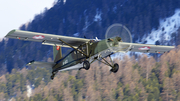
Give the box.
[116,37,121,41]
[106,37,132,52]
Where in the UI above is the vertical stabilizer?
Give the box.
[53,46,62,62]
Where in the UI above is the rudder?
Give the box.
[53,46,62,62]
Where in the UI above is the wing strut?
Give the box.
[93,54,114,67]
[93,54,119,73]
[58,38,89,58]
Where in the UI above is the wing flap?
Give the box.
[119,42,175,53]
[6,29,90,48]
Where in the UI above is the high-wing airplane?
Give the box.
[5,24,175,80]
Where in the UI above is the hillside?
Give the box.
[0,46,179,101]
[1,0,180,73]
[1,0,180,100]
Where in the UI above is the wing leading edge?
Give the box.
[6,30,175,53]
[6,29,90,48]
[119,42,175,53]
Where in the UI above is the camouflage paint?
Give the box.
[52,37,120,72]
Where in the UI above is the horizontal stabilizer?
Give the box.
[27,60,55,68]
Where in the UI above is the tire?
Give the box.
[110,63,119,73]
[83,61,90,70]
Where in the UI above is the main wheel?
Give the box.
[110,63,119,73]
[83,61,90,70]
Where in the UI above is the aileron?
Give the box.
[120,42,175,53]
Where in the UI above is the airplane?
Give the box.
[5,24,175,80]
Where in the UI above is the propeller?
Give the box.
[105,23,132,52]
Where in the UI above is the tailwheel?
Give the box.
[83,60,90,70]
[51,75,54,80]
[51,71,58,80]
[110,63,119,73]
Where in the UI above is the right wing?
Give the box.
[6,29,90,48]
[120,42,175,53]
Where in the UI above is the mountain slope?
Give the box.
[0,46,179,101]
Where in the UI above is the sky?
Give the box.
[0,0,56,38]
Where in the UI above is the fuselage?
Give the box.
[52,37,121,72]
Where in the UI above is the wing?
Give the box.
[120,42,175,53]
[6,29,90,48]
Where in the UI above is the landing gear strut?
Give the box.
[95,54,119,73]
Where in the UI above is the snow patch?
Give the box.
[63,18,65,23]
[9,97,15,101]
[113,5,117,13]
[73,32,80,37]
[83,8,103,32]
[63,0,66,4]
[94,9,102,22]
[111,52,127,60]
[83,16,91,32]
[27,85,32,98]
[141,9,180,45]
[54,0,66,4]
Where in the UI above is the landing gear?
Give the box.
[78,61,90,70]
[94,54,119,73]
[110,63,119,73]
[83,61,90,70]
[51,71,58,80]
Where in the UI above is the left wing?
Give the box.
[119,42,175,53]
[6,29,90,48]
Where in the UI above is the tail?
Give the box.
[53,45,62,62]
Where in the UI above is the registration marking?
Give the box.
[138,46,151,50]
[33,35,45,39]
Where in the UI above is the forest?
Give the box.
[0,46,179,101]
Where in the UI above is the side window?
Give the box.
[82,44,86,51]
[74,51,76,54]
